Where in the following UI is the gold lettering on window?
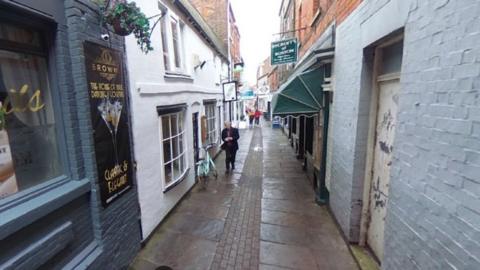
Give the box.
[1,84,46,114]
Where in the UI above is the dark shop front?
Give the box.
[0,0,141,269]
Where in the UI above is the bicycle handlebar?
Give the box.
[202,143,217,150]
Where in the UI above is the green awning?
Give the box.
[272,67,325,116]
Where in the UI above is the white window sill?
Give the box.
[164,72,194,82]
[163,168,190,193]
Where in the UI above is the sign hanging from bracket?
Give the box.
[271,38,298,65]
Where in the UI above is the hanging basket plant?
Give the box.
[101,0,153,53]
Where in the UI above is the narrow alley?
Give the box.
[2,0,480,269]
[131,126,358,270]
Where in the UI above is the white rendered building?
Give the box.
[125,0,229,239]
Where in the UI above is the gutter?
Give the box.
[173,0,229,62]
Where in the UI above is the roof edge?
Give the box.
[173,0,229,61]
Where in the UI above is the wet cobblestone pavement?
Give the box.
[210,127,263,269]
[131,126,358,270]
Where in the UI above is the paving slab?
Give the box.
[136,231,217,270]
[260,241,317,270]
[261,210,308,229]
[259,263,295,270]
[261,223,311,246]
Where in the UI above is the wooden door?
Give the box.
[367,77,400,262]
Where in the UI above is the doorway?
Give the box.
[363,38,403,263]
[366,76,400,261]
[217,106,222,143]
[192,112,199,174]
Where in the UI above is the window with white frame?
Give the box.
[205,103,216,144]
[170,18,182,69]
[159,3,185,73]
[160,110,187,190]
[160,7,170,71]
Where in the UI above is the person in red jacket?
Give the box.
[254,109,262,126]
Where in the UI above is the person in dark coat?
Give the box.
[246,108,254,128]
[221,121,240,173]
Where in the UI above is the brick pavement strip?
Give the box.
[211,128,263,270]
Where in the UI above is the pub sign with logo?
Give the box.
[84,42,133,207]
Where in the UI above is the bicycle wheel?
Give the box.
[197,161,206,175]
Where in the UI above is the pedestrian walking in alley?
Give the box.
[221,121,240,173]
[254,109,262,126]
[247,108,255,128]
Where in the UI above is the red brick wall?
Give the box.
[231,13,242,81]
[294,0,362,59]
[267,0,363,87]
[296,0,336,58]
[190,0,229,45]
[336,0,362,24]
[230,22,241,64]
[268,70,279,92]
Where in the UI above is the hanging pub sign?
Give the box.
[84,41,133,207]
[271,38,298,65]
[223,81,238,102]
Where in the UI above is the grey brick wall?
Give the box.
[0,0,141,269]
[330,0,480,269]
[384,0,480,269]
[329,3,366,242]
[62,0,142,268]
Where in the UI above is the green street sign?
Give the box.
[271,38,298,65]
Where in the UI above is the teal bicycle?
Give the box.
[196,143,218,184]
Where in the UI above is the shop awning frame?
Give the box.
[272,45,334,117]
[272,66,326,116]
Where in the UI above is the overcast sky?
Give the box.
[230,0,281,87]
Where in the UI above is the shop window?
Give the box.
[205,103,216,144]
[0,22,62,199]
[160,110,187,190]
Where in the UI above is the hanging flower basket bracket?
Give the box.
[99,0,164,54]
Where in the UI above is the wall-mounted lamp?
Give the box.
[233,62,244,72]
